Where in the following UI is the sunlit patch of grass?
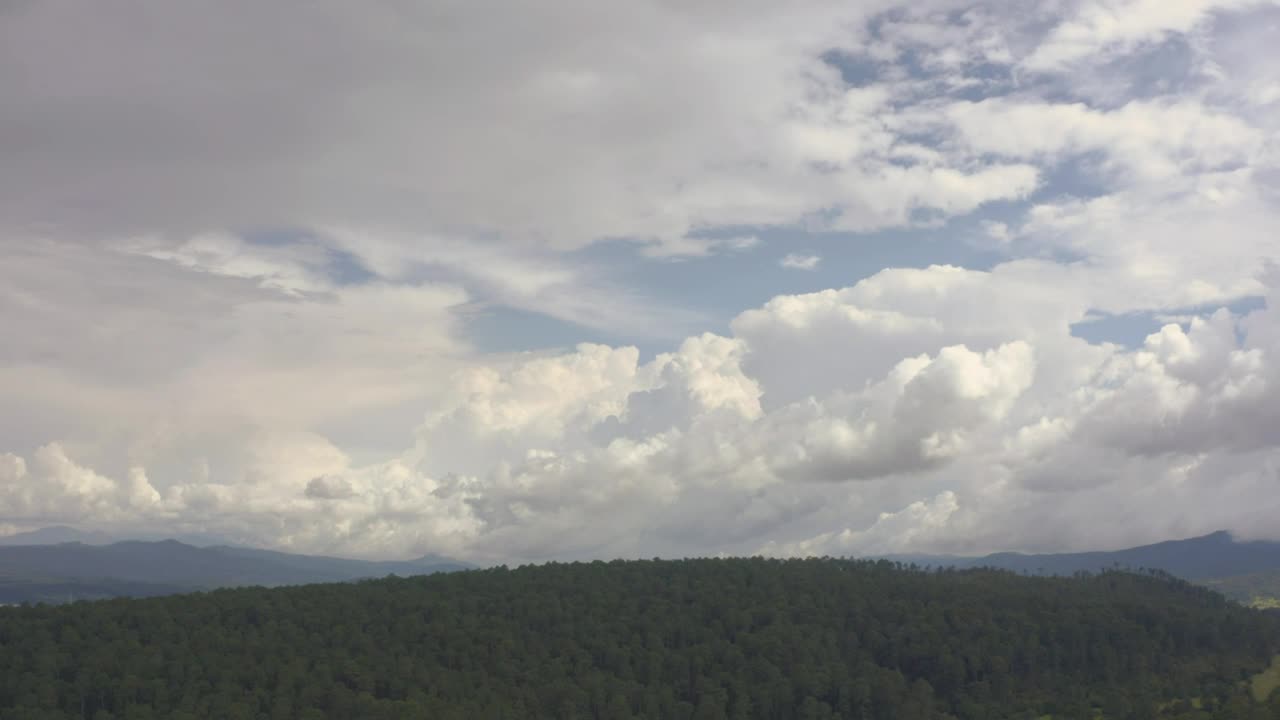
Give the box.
[1251,655,1280,703]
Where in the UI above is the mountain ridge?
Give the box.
[886,530,1280,580]
[0,537,472,603]
[6,527,1280,605]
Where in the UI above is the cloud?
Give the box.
[753,341,1035,483]
[3,262,1280,561]
[0,445,160,523]
[1017,170,1277,311]
[780,254,822,270]
[938,97,1261,182]
[1024,0,1274,72]
[1069,310,1277,457]
[0,238,474,484]
[0,0,1043,255]
[2,0,1280,563]
[305,475,357,500]
[761,491,961,557]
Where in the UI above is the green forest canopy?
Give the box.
[2,558,1280,720]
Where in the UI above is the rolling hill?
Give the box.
[2,558,1278,718]
[1203,569,1280,608]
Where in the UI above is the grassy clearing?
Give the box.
[1251,654,1280,703]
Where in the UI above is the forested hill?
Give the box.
[3,559,1280,719]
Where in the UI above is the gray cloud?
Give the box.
[0,0,1044,251]
[1,0,1279,562]
[305,475,356,500]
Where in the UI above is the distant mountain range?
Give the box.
[880,531,1280,606]
[0,531,473,604]
[5,527,1280,605]
[889,531,1280,580]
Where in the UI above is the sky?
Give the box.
[2,0,1279,563]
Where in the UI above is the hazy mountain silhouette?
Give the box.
[0,537,472,603]
[0,525,229,547]
[4,528,1276,605]
[0,526,116,546]
[895,531,1280,580]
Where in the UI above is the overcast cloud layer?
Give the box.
[2,0,1278,562]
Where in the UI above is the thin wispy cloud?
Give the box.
[780,253,822,271]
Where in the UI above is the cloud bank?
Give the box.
[1,0,1278,562]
